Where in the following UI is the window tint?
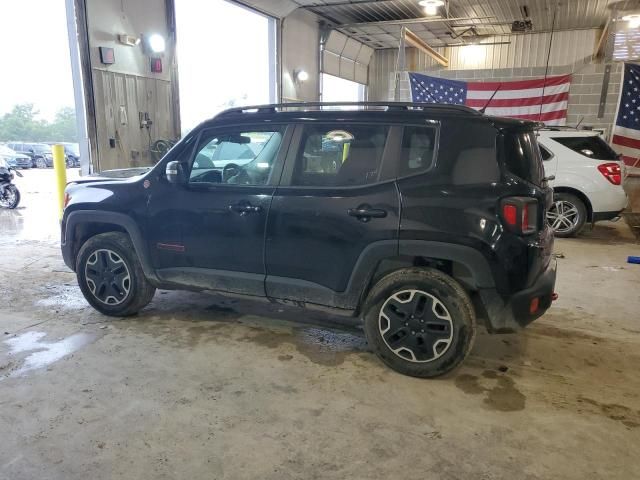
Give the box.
[553,135,618,160]
[501,131,544,186]
[399,126,437,177]
[189,128,284,186]
[539,144,554,161]
[293,124,389,187]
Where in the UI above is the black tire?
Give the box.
[363,268,476,378]
[0,184,20,209]
[76,232,155,316]
[546,192,587,238]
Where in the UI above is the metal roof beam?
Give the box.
[335,16,495,30]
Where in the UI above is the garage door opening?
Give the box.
[321,73,366,104]
[175,0,276,133]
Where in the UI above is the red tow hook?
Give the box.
[552,292,559,301]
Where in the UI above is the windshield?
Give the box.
[32,144,52,154]
[552,135,618,160]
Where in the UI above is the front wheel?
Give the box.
[546,193,587,238]
[363,268,476,378]
[76,232,156,316]
[36,157,47,169]
[0,184,20,209]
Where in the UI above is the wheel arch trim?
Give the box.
[63,210,158,282]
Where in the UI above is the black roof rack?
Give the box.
[215,101,483,118]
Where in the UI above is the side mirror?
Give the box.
[165,161,185,184]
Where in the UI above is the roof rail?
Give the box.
[214,101,482,118]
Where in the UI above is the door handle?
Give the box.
[228,203,262,215]
[348,205,387,221]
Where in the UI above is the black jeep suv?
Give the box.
[61,102,556,378]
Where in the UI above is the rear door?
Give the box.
[265,122,400,309]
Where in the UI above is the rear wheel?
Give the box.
[363,268,476,378]
[546,192,587,238]
[76,232,155,316]
[0,185,20,209]
[36,157,46,169]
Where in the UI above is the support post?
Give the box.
[52,145,68,220]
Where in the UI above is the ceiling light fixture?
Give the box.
[419,0,444,16]
[622,14,640,29]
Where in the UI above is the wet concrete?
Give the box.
[1,169,640,479]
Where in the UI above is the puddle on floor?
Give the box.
[3,330,96,377]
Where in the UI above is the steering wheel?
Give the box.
[222,163,242,182]
[222,163,252,184]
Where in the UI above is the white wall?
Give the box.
[85,0,178,170]
[281,9,320,102]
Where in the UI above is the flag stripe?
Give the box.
[465,92,569,108]
[477,101,568,117]
[465,83,570,100]
[612,134,640,150]
[502,110,568,122]
[466,74,572,91]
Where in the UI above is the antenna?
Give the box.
[480,84,502,113]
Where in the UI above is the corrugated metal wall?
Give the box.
[369,29,599,100]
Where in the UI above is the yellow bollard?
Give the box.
[52,144,67,220]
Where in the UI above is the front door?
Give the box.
[147,124,291,296]
[265,123,400,309]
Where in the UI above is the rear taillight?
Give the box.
[500,197,538,235]
[597,162,622,185]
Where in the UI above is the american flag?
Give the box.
[409,72,571,126]
[611,63,640,171]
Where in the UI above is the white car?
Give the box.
[538,129,628,237]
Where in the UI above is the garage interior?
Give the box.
[2,0,640,478]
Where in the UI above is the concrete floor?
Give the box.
[1,169,639,479]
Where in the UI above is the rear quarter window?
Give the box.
[551,135,618,160]
[500,131,545,186]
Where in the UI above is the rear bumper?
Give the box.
[592,209,625,222]
[478,259,557,333]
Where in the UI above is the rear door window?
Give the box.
[552,136,618,160]
[501,131,545,186]
[292,124,390,187]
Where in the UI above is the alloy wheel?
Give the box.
[0,187,17,208]
[36,158,46,168]
[84,249,131,305]
[546,200,580,234]
[378,289,454,363]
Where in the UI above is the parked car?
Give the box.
[538,129,628,237]
[6,142,54,168]
[0,145,32,169]
[60,102,557,378]
[46,142,81,167]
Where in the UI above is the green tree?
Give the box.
[0,103,77,142]
[47,107,77,142]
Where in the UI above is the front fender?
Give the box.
[61,210,157,282]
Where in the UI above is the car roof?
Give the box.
[202,102,540,132]
[537,129,603,138]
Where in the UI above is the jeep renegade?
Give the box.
[61,102,557,378]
